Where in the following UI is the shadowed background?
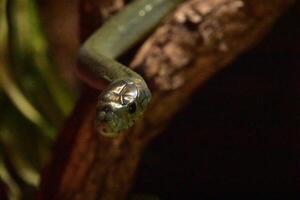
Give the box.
[132,3,300,198]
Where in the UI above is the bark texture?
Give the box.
[39,0,295,199]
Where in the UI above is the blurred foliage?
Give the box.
[0,0,76,198]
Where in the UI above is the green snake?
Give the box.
[78,0,184,137]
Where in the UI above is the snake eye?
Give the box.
[128,102,136,114]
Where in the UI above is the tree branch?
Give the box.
[39,0,295,199]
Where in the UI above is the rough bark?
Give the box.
[39,0,295,199]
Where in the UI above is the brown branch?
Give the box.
[38,0,295,199]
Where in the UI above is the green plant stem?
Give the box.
[0,0,55,139]
[8,0,75,127]
[23,0,75,115]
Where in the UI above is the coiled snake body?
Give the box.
[78,0,183,137]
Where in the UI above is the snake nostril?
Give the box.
[101,106,111,113]
[99,111,105,118]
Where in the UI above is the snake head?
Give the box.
[95,79,151,137]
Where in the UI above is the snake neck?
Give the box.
[79,46,140,83]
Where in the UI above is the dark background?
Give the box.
[132,2,300,198]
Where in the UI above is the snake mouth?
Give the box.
[95,107,124,137]
[96,122,120,137]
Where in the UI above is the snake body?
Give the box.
[78,0,183,137]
